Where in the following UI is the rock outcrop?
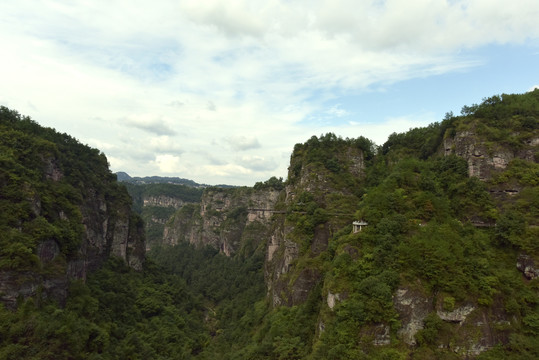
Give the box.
[265,139,366,306]
[517,253,539,280]
[393,286,511,355]
[444,129,538,182]
[143,195,188,208]
[0,163,145,309]
[0,108,146,309]
[163,187,280,256]
[393,287,433,345]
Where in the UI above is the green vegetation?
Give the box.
[254,176,285,191]
[125,183,203,213]
[118,172,203,187]
[1,90,538,359]
[0,106,133,273]
[0,257,209,359]
[123,182,203,246]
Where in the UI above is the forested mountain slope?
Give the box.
[0,90,538,359]
[162,90,539,359]
[0,107,145,308]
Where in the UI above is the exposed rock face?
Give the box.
[393,286,511,355]
[371,324,391,346]
[0,271,68,309]
[77,187,145,274]
[163,188,280,256]
[0,156,145,309]
[517,253,539,279]
[444,130,512,180]
[437,304,476,323]
[444,130,538,181]
[393,287,433,345]
[327,291,342,310]
[37,239,60,263]
[143,195,187,208]
[265,143,365,307]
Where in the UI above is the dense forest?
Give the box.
[0,90,538,359]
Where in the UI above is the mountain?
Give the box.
[117,172,238,248]
[116,172,206,187]
[122,182,204,248]
[160,90,539,359]
[0,106,145,308]
[0,90,538,359]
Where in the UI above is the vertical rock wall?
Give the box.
[163,187,281,256]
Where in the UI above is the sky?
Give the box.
[1,1,538,186]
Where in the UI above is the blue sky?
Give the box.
[1,0,538,186]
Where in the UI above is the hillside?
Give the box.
[116,172,205,187]
[0,107,145,308]
[121,181,204,248]
[0,90,538,359]
[160,90,539,359]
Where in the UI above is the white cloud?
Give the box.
[206,101,217,111]
[326,104,350,118]
[153,154,183,173]
[1,0,538,185]
[224,136,261,151]
[201,163,252,177]
[123,114,177,136]
[343,112,439,146]
[87,138,116,151]
[238,155,278,172]
[149,136,183,154]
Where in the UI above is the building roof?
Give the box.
[352,220,368,225]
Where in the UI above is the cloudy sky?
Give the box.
[1,0,538,186]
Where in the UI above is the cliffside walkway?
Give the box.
[248,209,498,228]
[247,208,356,217]
[248,208,287,214]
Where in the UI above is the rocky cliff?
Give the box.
[121,181,203,249]
[0,107,145,309]
[143,194,189,208]
[265,135,369,307]
[163,186,281,256]
[444,127,538,183]
[154,92,538,358]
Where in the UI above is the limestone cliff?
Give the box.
[393,285,511,356]
[163,187,280,256]
[143,194,189,208]
[443,126,538,183]
[265,135,369,307]
[0,107,145,308]
[121,182,203,249]
[1,185,145,309]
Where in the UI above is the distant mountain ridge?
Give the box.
[117,172,237,248]
[116,171,205,187]
[116,171,236,188]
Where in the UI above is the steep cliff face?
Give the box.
[265,135,370,307]
[393,285,511,356]
[1,179,145,308]
[72,185,145,276]
[0,107,145,309]
[259,93,538,358]
[121,182,203,249]
[163,187,280,256]
[143,195,188,208]
[444,127,538,183]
